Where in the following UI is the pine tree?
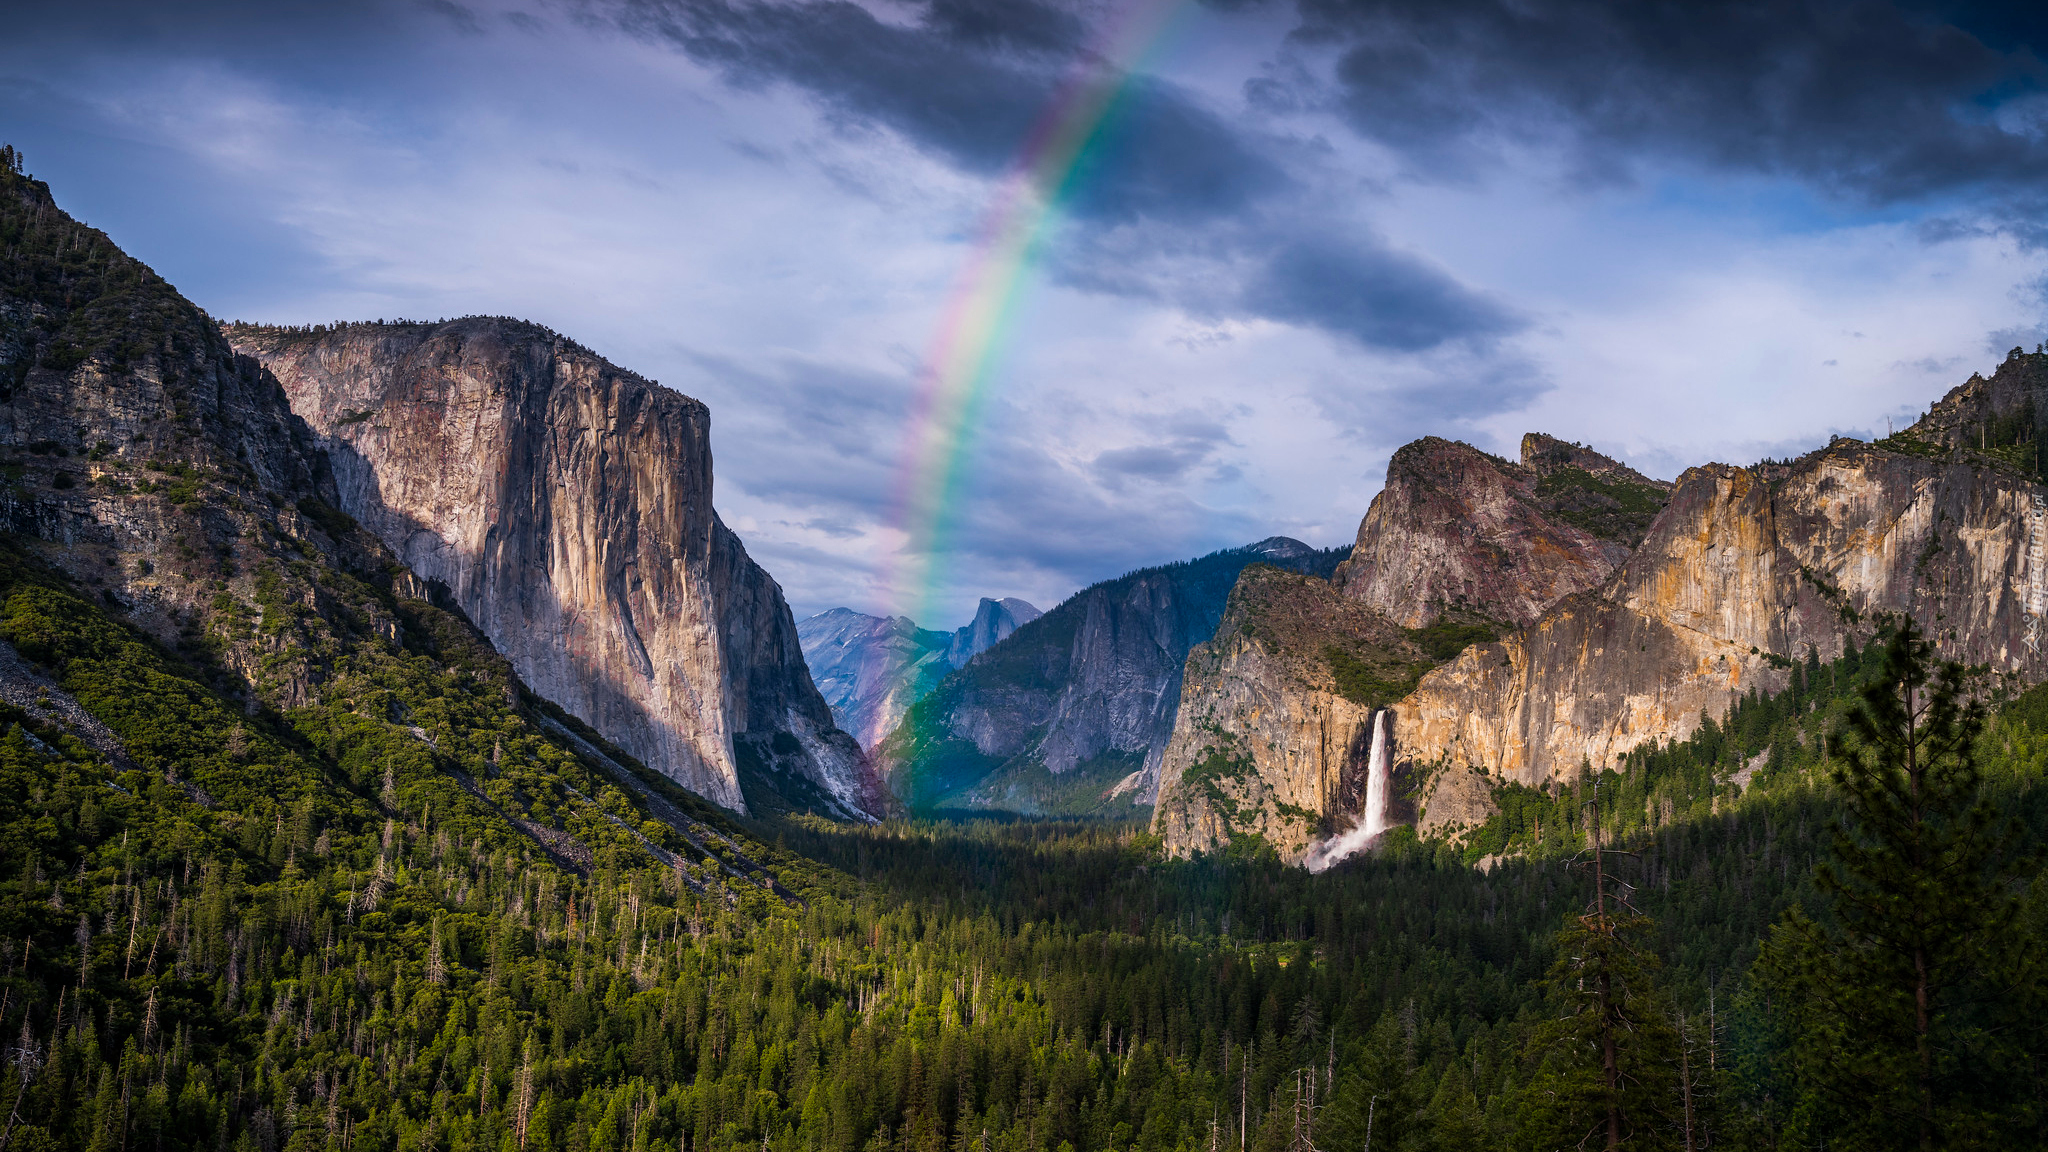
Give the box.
[1518,782,1679,1151]
[1759,618,2043,1149]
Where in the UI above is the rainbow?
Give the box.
[884,0,1189,626]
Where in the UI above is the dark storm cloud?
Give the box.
[611,0,1286,225]
[1091,417,1235,486]
[607,0,1521,352]
[0,0,411,55]
[922,0,1087,54]
[1285,0,2048,208]
[1244,235,1520,350]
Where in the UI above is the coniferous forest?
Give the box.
[2,515,2046,1152]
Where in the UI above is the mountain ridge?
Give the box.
[878,535,1349,814]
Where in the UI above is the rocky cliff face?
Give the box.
[798,596,1040,751]
[881,537,1347,814]
[1331,436,1669,628]
[229,319,886,819]
[1396,433,2048,788]
[1157,353,2048,859]
[1151,566,1426,860]
[0,158,814,908]
[0,161,357,713]
[798,609,951,750]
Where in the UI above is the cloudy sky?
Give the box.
[7,0,2048,625]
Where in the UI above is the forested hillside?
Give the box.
[4,531,2045,1151]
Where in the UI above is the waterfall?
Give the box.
[1304,709,1391,873]
[1361,709,1391,841]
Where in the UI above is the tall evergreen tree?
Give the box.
[1518,784,1679,1151]
[1760,619,2043,1149]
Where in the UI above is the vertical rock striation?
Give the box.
[1155,435,1672,858]
[1156,356,2048,859]
[230,319,885,819]
[1394,437,2048,787]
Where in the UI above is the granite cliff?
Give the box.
[1156,436,1671,858]
[1151,565,1427,860]
[797,596,1040,750]
[1157,352,2048,859]
[1331,435,1670,628]
[1395,422,2048,789]
[229,319,887,819]
[880,537,1347,814]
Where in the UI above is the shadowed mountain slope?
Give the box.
[879,537,1347,815]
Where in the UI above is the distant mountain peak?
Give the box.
[947,597,1042,669]
[1243,536,1315,559]
[796,595,1041,752]
[878,542,1351,815]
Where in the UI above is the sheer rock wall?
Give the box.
[233,320,885,818]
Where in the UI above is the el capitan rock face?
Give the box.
[230,319,887,819]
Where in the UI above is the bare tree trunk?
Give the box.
[1593,788,1622,1151]
[1679,1012,1697,1152]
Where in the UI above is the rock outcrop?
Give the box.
[1902,350,2047,458]
[230,319,886,819]
[880,537,1347,813]
[0,161,353,713]
[798,596,1040,752]
[1395,435,2048,786]
[1157,351,2048,859]
[1331,436,1669,629]
[1152,565,1426,860]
